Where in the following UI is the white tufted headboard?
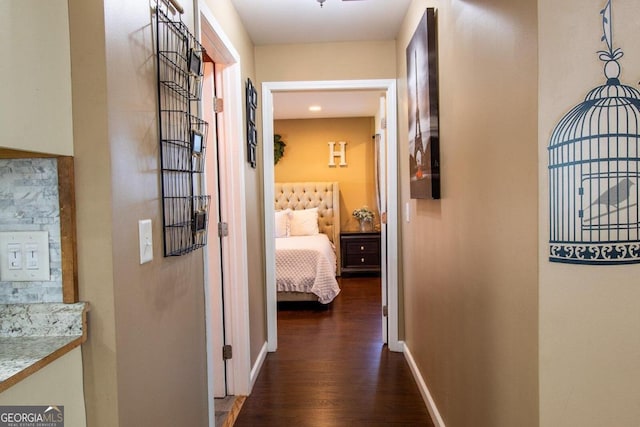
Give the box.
[274,182,341,275]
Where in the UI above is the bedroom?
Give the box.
[271,100,383,306]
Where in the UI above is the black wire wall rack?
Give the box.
[155,2,210,256]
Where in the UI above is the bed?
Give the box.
[274,182,341,304]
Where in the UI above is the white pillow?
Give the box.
[289,208,319,236]
[274,209,291,238]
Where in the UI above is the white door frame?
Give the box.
[197,3,252,422]
[261,79,402,353]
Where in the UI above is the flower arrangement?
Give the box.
[352,206,374,222]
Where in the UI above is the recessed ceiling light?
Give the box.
[309,105,322,112]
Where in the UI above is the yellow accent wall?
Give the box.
[274,117,378,231]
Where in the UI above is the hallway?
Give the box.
[234,276,433,426]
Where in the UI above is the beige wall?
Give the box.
[67,0,118,425]
[539,1,640,425]
[255,41,396,83]
[69,0,218,425]
[0,348,86,427]
[398,1,538,426]
[274,118,378,230]
[0,0,73,155]
[104,1,209,425]
[68,0,262,423]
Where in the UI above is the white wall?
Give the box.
[0,0,73,155]
[539,0,640,425]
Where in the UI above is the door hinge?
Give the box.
[222,344,232,360]
[382,305,388,317]
[213,97,224,113]
[218,222,229,237]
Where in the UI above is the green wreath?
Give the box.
[274,134,286,165]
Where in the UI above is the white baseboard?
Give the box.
[249,341,268,391]
[402,342,446,427]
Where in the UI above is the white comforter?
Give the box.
[275,234,340,304]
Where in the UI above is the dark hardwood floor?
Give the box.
[234,276,434,426]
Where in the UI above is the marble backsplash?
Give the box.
[0,159,62,303]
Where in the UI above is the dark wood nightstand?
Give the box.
[340,231,381,275]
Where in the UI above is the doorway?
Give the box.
[197,3,252,421]
[261,79,401,353]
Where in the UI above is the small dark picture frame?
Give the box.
[193,210,207,233]
[247,128,256,145]
[188,48,202,76]
[246,78,258,168]
[248,105,256,126]
[191,128,204,155]
[250,86,258,107]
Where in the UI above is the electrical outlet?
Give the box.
[0,231,50,281]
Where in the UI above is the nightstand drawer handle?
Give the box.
[360,246,365,251]
[361,258,365,263]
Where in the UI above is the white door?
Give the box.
[198,5,253,416]
[202,60,227,397]
[375,95,388,344]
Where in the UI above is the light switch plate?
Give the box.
[0,231,50,281]
[138,219,153,264]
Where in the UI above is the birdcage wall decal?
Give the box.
[548,0,640,265]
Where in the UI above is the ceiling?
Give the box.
[231,0,412,45]
[231,0,411,120]
[273,90,385,120]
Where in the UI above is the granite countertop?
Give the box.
[0,302,88,392]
